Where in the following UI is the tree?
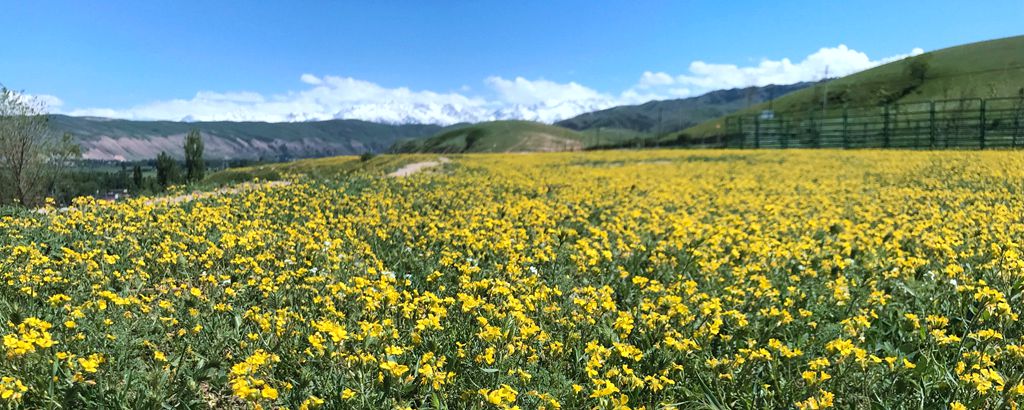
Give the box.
[0,87,80,206]
[464,129,485,151]
[905,57,930,87]
[184,128,205,182]
[155,152,180,188]
[132,165,143,190]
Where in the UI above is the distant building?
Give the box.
[760,110,775,120]
[98,189,131,202]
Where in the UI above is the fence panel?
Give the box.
[707,96,1024,150]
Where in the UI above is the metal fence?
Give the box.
[703,96,1024,149]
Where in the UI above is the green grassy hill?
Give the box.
[49,115,444,161]
[557,82,814,135]
[681,35,1024,139]
[390,120,624,153]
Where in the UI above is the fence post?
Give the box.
[893,103,900,148]
[754,116,761,149]
[979,99,987,149]
[815,112,821,148]
[842,108,849,149]
[782,119,789,149]
[929,101,936,149]
[737,117,744,149]
[1014,115,1020,149]
[808,110,817,148]
[819,112,825,148]
[914,121,921,149]
[862,123,868,147]
[882,105,891,148]
[946,101,953,149]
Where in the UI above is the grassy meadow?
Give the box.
[1,150,1023,409]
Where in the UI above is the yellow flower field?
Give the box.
[2,150,1024,409]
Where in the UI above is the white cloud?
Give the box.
[638,71,675,88]
[69,75,493,124]
[632,45,924,97]
[66,75,631,124]
[299,73,322,85]
[60,44,923,124]
[485,76,611,106]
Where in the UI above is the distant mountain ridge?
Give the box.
[391,120,591,153]
[556,82,816,134]
[48,115,445,161]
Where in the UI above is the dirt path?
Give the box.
[388,157,450,177]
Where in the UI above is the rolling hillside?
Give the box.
[49,115,445,161]
[681,35,1024,139]
[390,120,603,153]
[556,82,814,134]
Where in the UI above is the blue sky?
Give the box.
[3,1,1022,123]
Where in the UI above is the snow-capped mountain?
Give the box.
[306,100,618,126]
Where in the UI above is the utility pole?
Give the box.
[655,107,663,136]
[678,107,684,133]
[821,65,830,119]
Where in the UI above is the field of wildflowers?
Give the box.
[2,150,1023,409]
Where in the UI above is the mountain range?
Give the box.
[48,115,445,161]
[322,100,617,125]
[51,82,810,161]
[556,82,815,134]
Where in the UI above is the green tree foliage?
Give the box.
[0,88,80,206]
[906,57,931,86]
[184,128,205,182]
[132,165,143,189]
[873,56,931,106]
[155,152,180,188]
[464,129,485,150]
[50,168,131,205]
